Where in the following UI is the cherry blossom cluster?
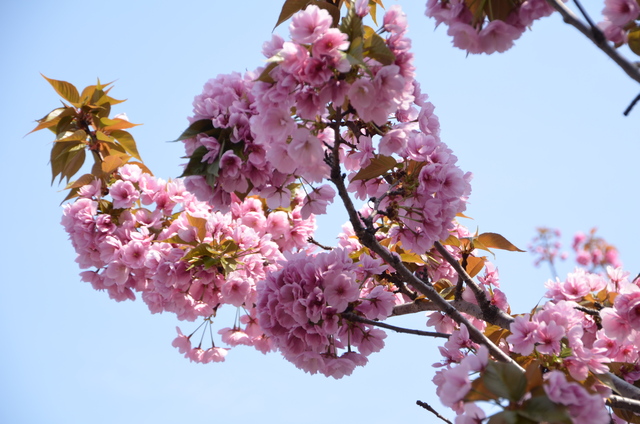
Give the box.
[572,227,622,271]
[425,0,561,54]
[598,0,640,44]
[61,163,317,361]
[256,248,396,378]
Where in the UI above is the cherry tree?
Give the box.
[33,0,640,422]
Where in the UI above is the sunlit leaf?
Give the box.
[465,255,487,277]
[351,154,397,181]
[100,117,140,131]
[55,129,87,143]
[187,214,208,242]
[101,154,130,174]
[41,74,80,105]
[27,107,76,135]
[476,232,525,252]
[629,27,640,56]
[363,26,395,65]
[441,234,461,247]
[110,130,142,161]
[400,252,425,264]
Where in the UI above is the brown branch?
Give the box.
[327,112,522,371]
[434,241,515,330]
[607,395,640,414]
[416,401,453,424]
[342,312,450,338]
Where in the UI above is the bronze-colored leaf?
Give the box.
[101,154,130,174]
[110,130,142,161]
[351,154,397,181]
[27,107,76,135]
[440,234,461,247]
[274,0,310,29]
[99,117,140,131]
[41,74,80,105]
[476,232,525,252]
[186,214,208,242]
[465,255,486,278]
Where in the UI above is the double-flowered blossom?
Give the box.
[256,248,396,378]
[425,0,561,54]
[62,164,317,361]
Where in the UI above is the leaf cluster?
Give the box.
[31,75,148,202]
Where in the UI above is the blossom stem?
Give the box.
[342,312,450,338]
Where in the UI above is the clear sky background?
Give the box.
[2,1,639,423]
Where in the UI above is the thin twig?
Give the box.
[307,237,334,251]
[607,395,640,414]
[416,401,453,424]
[342,312,450,338]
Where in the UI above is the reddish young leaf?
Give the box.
[351,154,397,181]
[476,232,525,252]
[41,74,80,105]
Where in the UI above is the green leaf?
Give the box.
[110,130,142,161]
[255,62,279,84]
[519,396,571,424]
[351,154,397,181]
[476,232,525,252]
[363,26,395,65]
[41,74,80,105]
[629,27,640,56]
[340,4,363,43]
[170,119,215,142]
[482,361,527,402]
[180,145,210,177]
[441,234,461,247]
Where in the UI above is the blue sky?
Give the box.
[2,1,640,423]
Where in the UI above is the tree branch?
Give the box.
[342,312,450,338]
[434,241,515,330]
[607,394,640,414]
[327,114,522,371]
[416,400,453,424]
